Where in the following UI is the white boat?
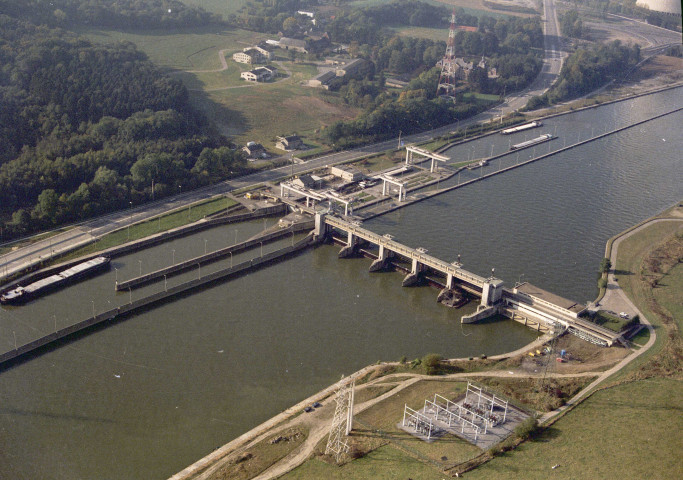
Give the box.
[501,121,543,135]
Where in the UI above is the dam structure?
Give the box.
[318,213,622,347]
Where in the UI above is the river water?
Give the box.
[0,88,681,479]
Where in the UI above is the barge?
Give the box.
[1,256,111,305]
[466,159,489,170]
[510,133,555,150]
[501,121,542,135]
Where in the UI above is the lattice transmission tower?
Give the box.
[324,377,355,462]
[437,8,458,101]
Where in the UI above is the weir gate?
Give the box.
[318,213,622,347]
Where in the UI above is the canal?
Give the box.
[0,88,681,479]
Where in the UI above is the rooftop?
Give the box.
[515,282,586,314]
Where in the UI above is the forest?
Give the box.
[526,40,641,109]
[0,0,220,29]
[0,14,243,240]
[323,12,544,147]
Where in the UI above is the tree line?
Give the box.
[0,0,221,29]
[0,15,243,240]
[526,40,641,109]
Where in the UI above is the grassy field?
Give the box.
[211,427,308,480]
[77,26,271,70]
[351,0,514,18]
[284,444,445,480]
[199,77,359,147]
[283,379,481,480]
[57,196,236,262]
[610,218,683,368]
[77,25,360,149]
[463,378,683,480]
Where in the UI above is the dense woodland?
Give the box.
[0,14,242,240]
[526,40,641,108]
[0,0,221,29]
[560,10,584,39]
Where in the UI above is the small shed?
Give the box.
[276,135,304,151]
[330,165,363,182]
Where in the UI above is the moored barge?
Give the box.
[1,256,111,305]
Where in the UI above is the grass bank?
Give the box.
[58,196,237,262]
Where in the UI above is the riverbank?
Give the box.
[170,203,682,480]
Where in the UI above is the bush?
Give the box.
[514,416,538,440]
[598,277,608,289]
[422,353,443,375]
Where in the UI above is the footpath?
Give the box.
[170,215,682,480]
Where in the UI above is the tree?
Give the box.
[599,257,612,273]
[33,189,60,222]
[422,353,443,375]
[282,16,298,35]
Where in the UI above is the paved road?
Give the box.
[0,0,595,282]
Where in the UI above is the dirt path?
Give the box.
[251,370,603,480]
[538,219,683,422]
[185,49,230,73]
[247,218,680,479]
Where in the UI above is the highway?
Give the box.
[0,0,584,281]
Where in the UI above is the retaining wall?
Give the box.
[0,231,315,367]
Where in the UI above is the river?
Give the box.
[0,88,681,479]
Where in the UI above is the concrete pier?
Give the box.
[0,232,317,367]
[115,222,312,291]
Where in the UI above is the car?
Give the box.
[619,312,629,319]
